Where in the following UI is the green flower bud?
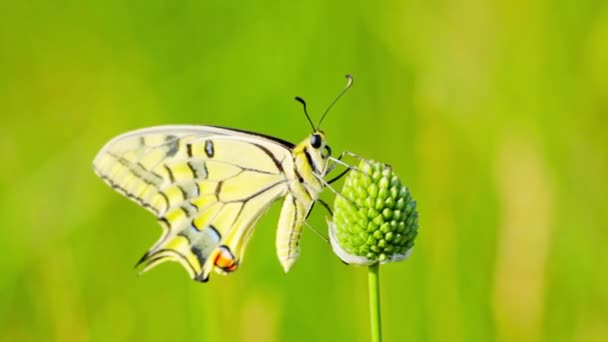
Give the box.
[328,160,419,265]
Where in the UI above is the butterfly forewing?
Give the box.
[93,125,298,281]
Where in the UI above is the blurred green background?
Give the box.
[1,1,607,341]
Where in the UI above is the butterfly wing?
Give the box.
[93,125,295,282]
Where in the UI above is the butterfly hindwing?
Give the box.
[93,125,295,281]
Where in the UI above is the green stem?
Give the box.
[368,263,382,342]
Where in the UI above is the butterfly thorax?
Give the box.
[273,131,331,272]
[290,133,329,199]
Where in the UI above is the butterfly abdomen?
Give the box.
[276,193,305,272]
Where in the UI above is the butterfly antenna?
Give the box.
[317,74,354,129]
[295,96,316,132]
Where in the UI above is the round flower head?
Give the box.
[329,160,418,265]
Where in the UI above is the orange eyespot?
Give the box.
[213,245,238,273]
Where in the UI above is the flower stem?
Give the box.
[368,263,382,342]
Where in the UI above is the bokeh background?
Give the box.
[1,1,607,341]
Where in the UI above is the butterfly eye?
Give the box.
[310,134,322,149]
[323,145,332,158]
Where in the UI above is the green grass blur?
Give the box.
[1,1,607,341]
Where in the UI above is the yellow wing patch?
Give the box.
[93,126,294,282]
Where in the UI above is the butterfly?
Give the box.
[93,75,354,282]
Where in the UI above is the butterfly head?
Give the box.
[309,131,332,160]
[292,131,331,178]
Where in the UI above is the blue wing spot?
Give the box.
[205,140,214,157]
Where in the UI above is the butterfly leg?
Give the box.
[301,200,331,243]
[327,168,351,184]
[309,198,333,217]
[313,173,360,209]
[325,152,347,174]
[326,151,368,177]
[324,153,357,184]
